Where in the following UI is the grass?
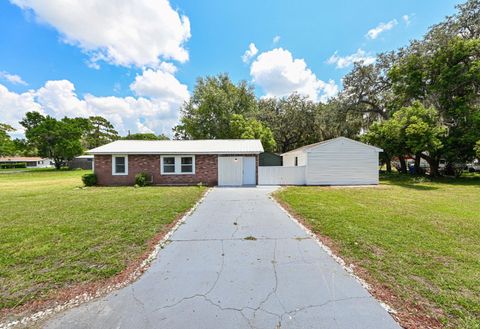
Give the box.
[275,174,480,329]
[0,170,206,309]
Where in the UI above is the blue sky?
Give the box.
[0,0,462,136]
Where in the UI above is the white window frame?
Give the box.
[161,155,195,175]
[112,155,128,176]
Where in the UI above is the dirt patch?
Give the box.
[273,194,445,329]
[0,188,209,328]
[244,236,257,241]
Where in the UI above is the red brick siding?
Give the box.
[93,154,258,186]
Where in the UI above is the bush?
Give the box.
[82,173,97,186]
[0,162,27,169]
[135,172,151,187]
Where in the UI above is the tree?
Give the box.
[363,102,445,176]
[339,52,400,123]
[362,120,403,173]
[394,102,446,176]
[256,94,319,153]
[124,133,170,140]
[315,100,363,141]
[174,74,258,139]
[475,140,480,159]
[83,116,119,149]
[230,114,276,152]
[12,138,37,156]
[20,112,85,169]
[390,37,480,165]
[0,123,16,156]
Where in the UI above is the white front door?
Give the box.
[218,156,243,186]
[242,157,256,185]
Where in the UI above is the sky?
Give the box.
[0,0,462,137]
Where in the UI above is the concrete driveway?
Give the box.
[44,187,400,329]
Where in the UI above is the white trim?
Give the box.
[160,155,196,175]
[112,155,128,176]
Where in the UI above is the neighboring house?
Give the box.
[0,156,54,168]
[87,139,264,186]
[259,152,282,166]
[68,155,94,170]
[259,137,382,185]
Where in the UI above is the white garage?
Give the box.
[218,156,256,186]
[259,137,382,186]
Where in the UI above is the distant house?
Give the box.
[87,139,264,186]
[259,137,382,185]
[0,157,54,169]
[68,155,94,170]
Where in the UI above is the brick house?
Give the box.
[88,139,264,186]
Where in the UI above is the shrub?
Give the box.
[135,172,151,187]
[0,162,27,169]
[82,173,97,186]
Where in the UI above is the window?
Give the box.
[112,155,128,175]
[294,157,298,166]
[181,157,193,173]
[163,157,175,173]
[161,155,195,174]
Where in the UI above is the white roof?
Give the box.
[76,155,94,159]
[281,137,382,155]
[87,139,264,155]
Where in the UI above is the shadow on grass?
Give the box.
[380,172,480,189]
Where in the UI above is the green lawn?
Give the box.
[0,170,206,309]
[275,175,480,329]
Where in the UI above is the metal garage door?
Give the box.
[218,156,256,186]
[242,157,256,185]
[218,157,243,186]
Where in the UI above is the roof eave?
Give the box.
[87,151,263,155]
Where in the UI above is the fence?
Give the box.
[258,166,306,185]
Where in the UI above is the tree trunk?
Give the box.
[429,160,440,177]
[54,159,62,170]
[398,155,407,174]
[414,153,421,174]
[386,158,392,173]
[421,153,440,177]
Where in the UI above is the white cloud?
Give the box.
[327,48,376,69]
[0,71,28,85]
[130,68,189,104]
[250,48,338,102]
[0,85,41,128]
[273,35,281,44]
[366,19,398,39]
[242,43,259,63]
[402,14,411,26]
[0,74,189,137]
[10,0,191,68]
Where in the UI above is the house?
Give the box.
[0,156,54,169]
[258,137,382,185]
[87,139,264,186]
[68,155,94,170]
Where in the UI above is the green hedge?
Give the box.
[0,162,27,169]
[82,173,97,186]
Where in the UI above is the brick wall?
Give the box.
[94,154,259,186]
[94,154,218,186]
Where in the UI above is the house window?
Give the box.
[161,155,195,175]
[162,157,175,173]
[294,157,298,166]
[181,157,193,173]
[112,155,128,175]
